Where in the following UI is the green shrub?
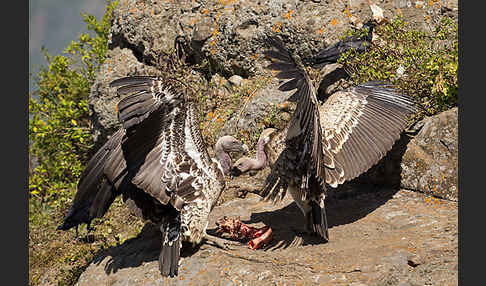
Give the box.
[29,0,118,219]
[339,16,458,120]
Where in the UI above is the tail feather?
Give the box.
[310,199,329,242]
[159,213,182,277]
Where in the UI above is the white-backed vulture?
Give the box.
[231,36,416,242]
[57,41,248,277]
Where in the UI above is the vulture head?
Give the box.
[229,128,277,178]
[215,135,249,175]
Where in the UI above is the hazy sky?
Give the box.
[29,0,106,92]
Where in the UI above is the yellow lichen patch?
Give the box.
[330,18,338,26]
[202,8,209,15]
[215,11,222,22]
[317,28,324,35]
[425,196,444,205]
[272,22,282,33]
[415,2,423,8]
[218,0,237,5]
[284,10,293,20]
[344,6,352,18]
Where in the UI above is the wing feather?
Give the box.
[261,36,326,202]
[106,76,210,210]
[320,83,415,183]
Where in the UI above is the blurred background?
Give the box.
[29,0,106,92]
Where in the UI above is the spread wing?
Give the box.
[263,36,327,180]
[261,37,415,202]
[103,76,208,210]
[260,37,327,202]
[320,82,416,187]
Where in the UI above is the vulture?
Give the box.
[303,20,376,69]
[230,36,416,242]
[57,41,248,277]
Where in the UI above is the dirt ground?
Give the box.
[74,185,458,286]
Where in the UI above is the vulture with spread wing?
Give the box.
[230,36,416,242]
[57,42,248,277]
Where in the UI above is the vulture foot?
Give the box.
[216,216,274,250]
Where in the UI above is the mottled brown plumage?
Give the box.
[232,36,416,241]
[58,45,248,277]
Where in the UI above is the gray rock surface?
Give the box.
[218,77,293,138]
[400,107,458,201]
[76,188,457,285]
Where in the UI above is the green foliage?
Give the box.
[29,0,118,218]
[29,3,120,285]
[339,16,458,119]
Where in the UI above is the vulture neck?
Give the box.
[252,136,268,170]
[240,135,268,171]
[215,139,231,175]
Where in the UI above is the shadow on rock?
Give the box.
[232,186,399,251]
[91,222,200,275]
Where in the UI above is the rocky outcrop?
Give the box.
[88,0,455,147]
[400,107,458,200]
[75,188,457,285]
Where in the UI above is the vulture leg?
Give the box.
[289,182,329,242]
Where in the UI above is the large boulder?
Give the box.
[400,107,458,201]
[75,188,457,286]
[88,0,450,147]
